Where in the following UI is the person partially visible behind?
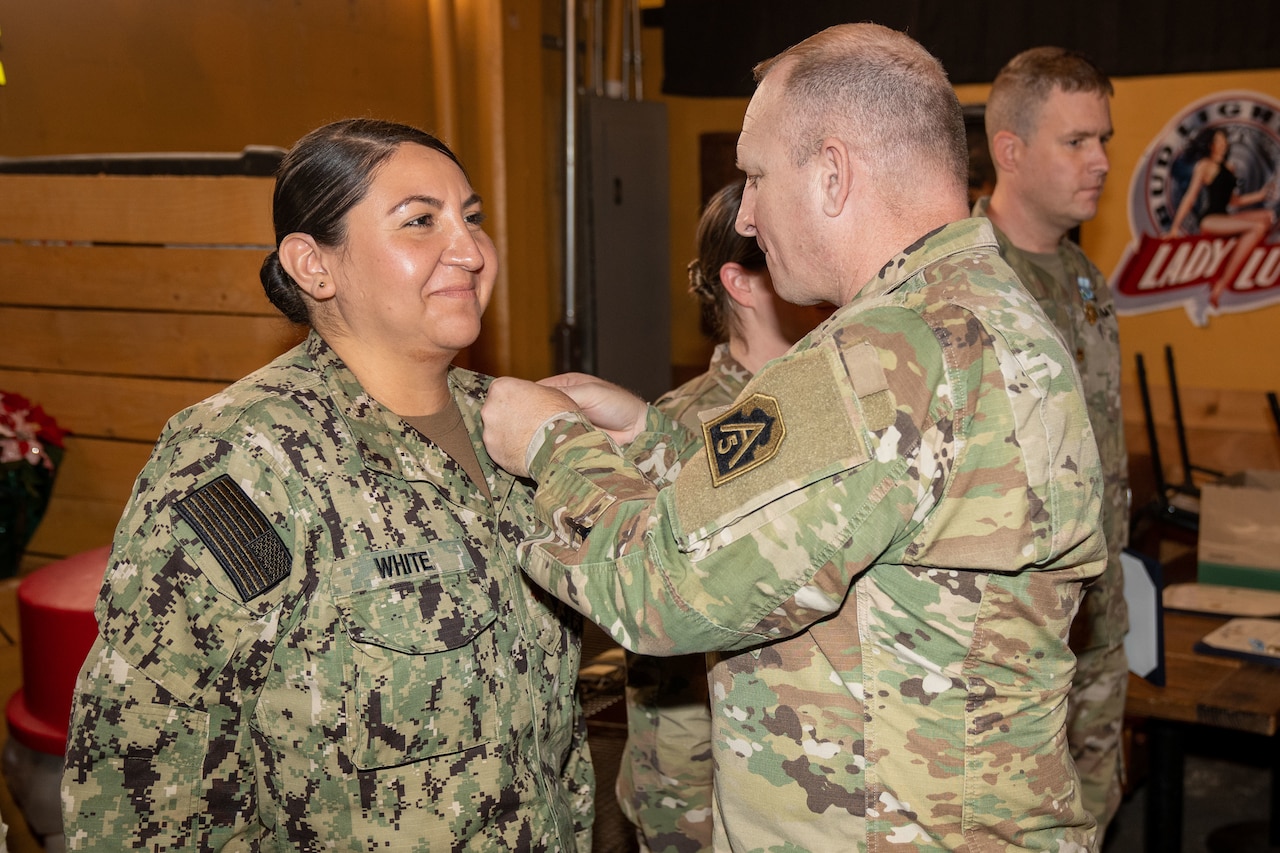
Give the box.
[974,46,1129,843]
[61,118,593,850]
[620,180,830,853]
[659,180,834,427]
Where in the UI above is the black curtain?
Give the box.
[656,0,1280,97]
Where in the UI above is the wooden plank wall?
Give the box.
[0,174,305,572]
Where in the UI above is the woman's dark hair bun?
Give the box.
[259,250,310,325]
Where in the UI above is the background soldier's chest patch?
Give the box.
[702,393,785,486]
[175,473,291,601]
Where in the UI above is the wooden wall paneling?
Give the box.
[1,243,273,315]
[0,175,273,245]
[25,495,128,559]
[428,0,461,149]
[1122,383,1280,486]
[0,370,229,443]
[0,308,304,382]
[454,1,511,377]
[0,2,439,158]
[1129,425,1280,482]
[0,173,293,568]
[1129,384,1280,434]
[453,0,556,380]
[52,437,157,505]
[25,435,152,561]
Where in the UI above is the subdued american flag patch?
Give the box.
[174,474,290,601]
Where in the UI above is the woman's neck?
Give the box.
[324,334,455,416]
[729,327,793,375]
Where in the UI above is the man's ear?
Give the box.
[990,129,1022,174]
[278,232,334,301]
[816,136,854,218]
[719,262,756,309]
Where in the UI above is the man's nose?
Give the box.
[736,193,756,237]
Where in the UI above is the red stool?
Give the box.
[3,545,108,847]
[6,545,107,755]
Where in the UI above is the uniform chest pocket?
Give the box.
[336,570,499,770]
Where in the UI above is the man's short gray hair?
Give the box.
[754,23,968,202]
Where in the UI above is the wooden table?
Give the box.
[1126,610,1280,852]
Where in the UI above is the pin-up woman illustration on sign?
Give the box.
[1167,127,1277,313]
[1113,91,1280,326]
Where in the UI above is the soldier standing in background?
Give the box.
[974,46,1130,844]
[482,23,1106,851]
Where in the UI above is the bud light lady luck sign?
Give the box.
[1113,91,1280,327]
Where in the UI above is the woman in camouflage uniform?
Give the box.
[62,119,594,851]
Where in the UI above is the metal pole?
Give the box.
[1165,345,1198,495]
[631,0,643,100]
[593,0,604,96]
[557,0,579,372]
[620,0,631,100]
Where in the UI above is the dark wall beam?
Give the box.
[658,0,1280,96]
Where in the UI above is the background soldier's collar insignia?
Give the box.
[701,393,785,487]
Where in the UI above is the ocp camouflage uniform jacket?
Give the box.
[61,331,594,851]
[518,218,1104,851]
[973,197,1129,648]
[618,344,750,852]
[974,197,1130,834]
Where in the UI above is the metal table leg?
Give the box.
[1271,731,1280,847]
[1146,719,1185,853]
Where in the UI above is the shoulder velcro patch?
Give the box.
[846,340,894,432]
[674,338,872,539]
[701,393,786,487]
[174,474,291,601]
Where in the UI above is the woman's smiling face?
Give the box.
[324,142,496,362]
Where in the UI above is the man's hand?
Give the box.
[481,378,580,477]
[538,373,648,445]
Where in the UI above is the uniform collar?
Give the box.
[856,218,1000,303]
[971,195,1072,261]
[304,332,515,508]
[707,342,745,377]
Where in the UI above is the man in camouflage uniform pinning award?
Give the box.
[483,23,1105,853]
[973,47,1130,843]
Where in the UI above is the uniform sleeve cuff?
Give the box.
[526,411,597,477]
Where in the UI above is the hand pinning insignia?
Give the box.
[701,393,785,487]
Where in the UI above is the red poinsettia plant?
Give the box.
[1,391,67,576]
[1,391,66,469]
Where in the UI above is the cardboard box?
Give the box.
[1197,470,1280,590]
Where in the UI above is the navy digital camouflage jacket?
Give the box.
[62,332,594,851]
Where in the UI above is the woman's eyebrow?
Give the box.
[390,194,444,215]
